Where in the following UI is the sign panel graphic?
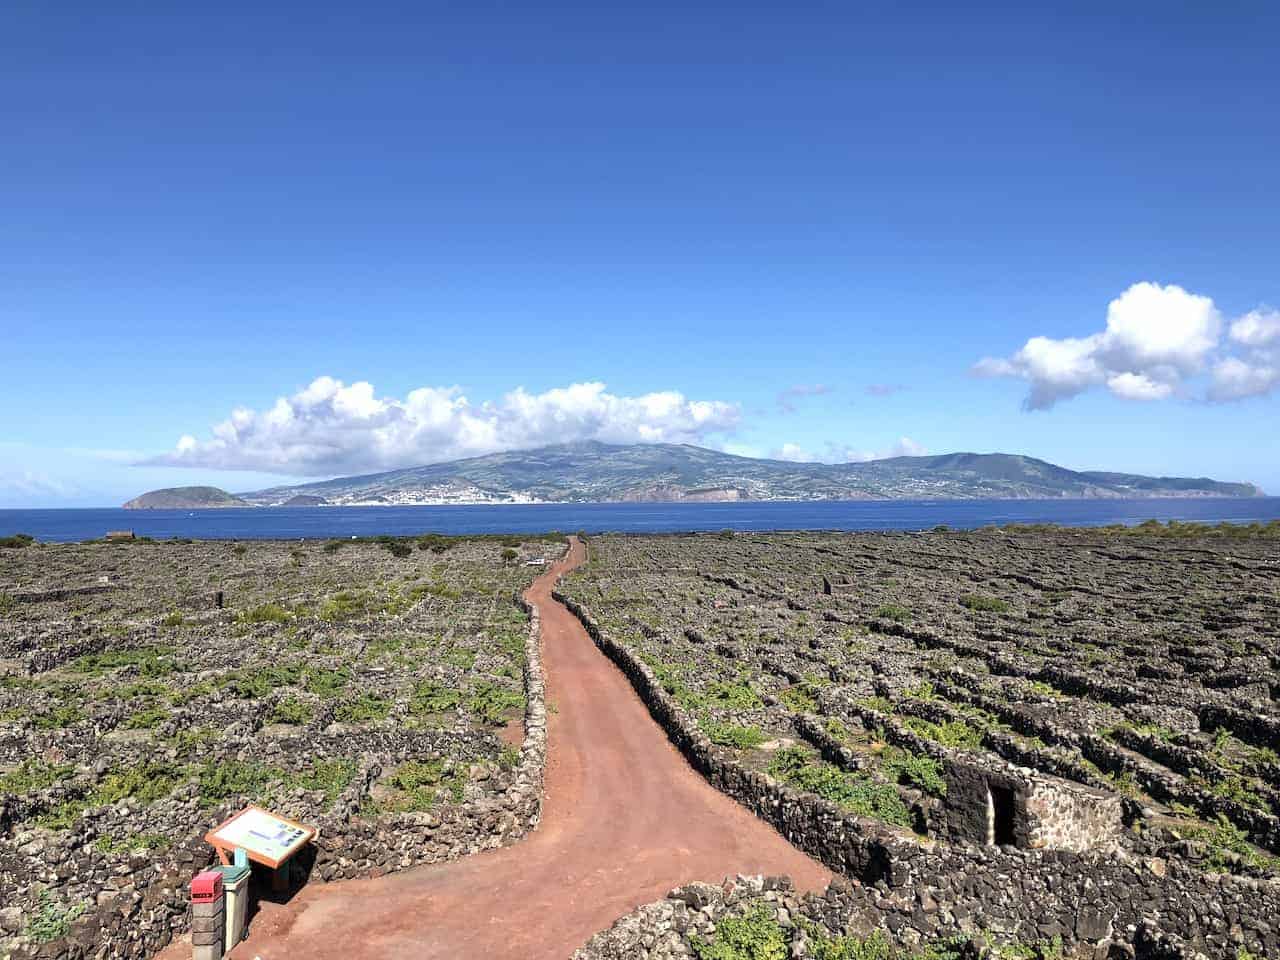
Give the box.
[206,805,315,869]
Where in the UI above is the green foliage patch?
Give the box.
[768,747,911,827]
[467,681,524,725]
[0,759,73,795]
[702,718,767,749]
[901,716,984,750]
[24,889,87,943]
[410,679,462,716]
[691,903,787,960]
[879,746,947,796]
[960,594,1010,614]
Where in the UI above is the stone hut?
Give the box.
[821,575,857,596]
[941,758,1122,854]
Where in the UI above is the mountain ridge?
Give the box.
[224,442,1264,506]
[121,443,1263,508]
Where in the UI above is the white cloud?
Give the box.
[772,437,927,464]
[838,437,928,462]
[975,333,1106,409]
[974,281,1278,407]
[1209,355,1280,402]
[1230,308,1280,347]
[1097,281,1219,372]
[773,442,816,462]
[0,469,78,499]
[148,377,741,476]
[1106,372,1174,402]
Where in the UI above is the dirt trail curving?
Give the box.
[182,538,830,959]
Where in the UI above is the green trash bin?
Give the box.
[212,863,251,949]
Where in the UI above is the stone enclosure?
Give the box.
[0,534,558,959]
[561,526,1280,959]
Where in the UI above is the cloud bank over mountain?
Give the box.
[974,282,1279,409]
[150,378,741,476]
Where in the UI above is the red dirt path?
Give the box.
[164,538,829,960]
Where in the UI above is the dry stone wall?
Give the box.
[308,596,547,881]
[1,536,559,960]
[558,592,1280,958]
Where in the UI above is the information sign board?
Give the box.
[206,805,316,870]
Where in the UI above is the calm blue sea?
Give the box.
[2,499,1280,543]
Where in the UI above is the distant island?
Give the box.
[123,486,251,510]
[122,442,1263,508]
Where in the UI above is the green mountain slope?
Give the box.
[228,442,1261,505]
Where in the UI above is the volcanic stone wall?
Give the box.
[557,593,1280,958]
[306,594,547,881]
[3,594,549,960]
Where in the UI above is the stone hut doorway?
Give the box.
[988,784,1018,846]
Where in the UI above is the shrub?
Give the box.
[269,697,313,725]
[445,648,477,670]
[691,903,787,960]
[498,744,522,769]
[768,747,911,827]
[903,680,937,700]
[319,590,379,621]
[501,548,519,562]
[961,594,1010,614]
[702,719,767,749]
[238,602,292,624]
[373,759,465,813]
[196,759,278,803]
[1177,814,1280,873]
[0,533,35,549]
[301,758,357,803]
[809,928,895,960]
[704,678,763,711]
[96,832,169,854]
[902,716,983,750]
[225,662,304,698]
[95,762,183,805]
[417,534,459,553]
[855,696,895,714]
[161,610,185,627]
[33,704,85,729]
[0,759,73,795]
[410,680,462,715]
[880,746,947,796]
[24,889,87,943]
[304,666,351,699]
[467,681,524,725]
[335,693,391,723]
[123,706,169,730]
[780,684,818,713]
[70,646,175,677]
[323,540,346,553]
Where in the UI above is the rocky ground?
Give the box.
[0,533,556,958]
[562,523,1280,959]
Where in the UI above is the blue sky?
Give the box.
[3,2,1278,506]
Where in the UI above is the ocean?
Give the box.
[3,498,1279,542]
